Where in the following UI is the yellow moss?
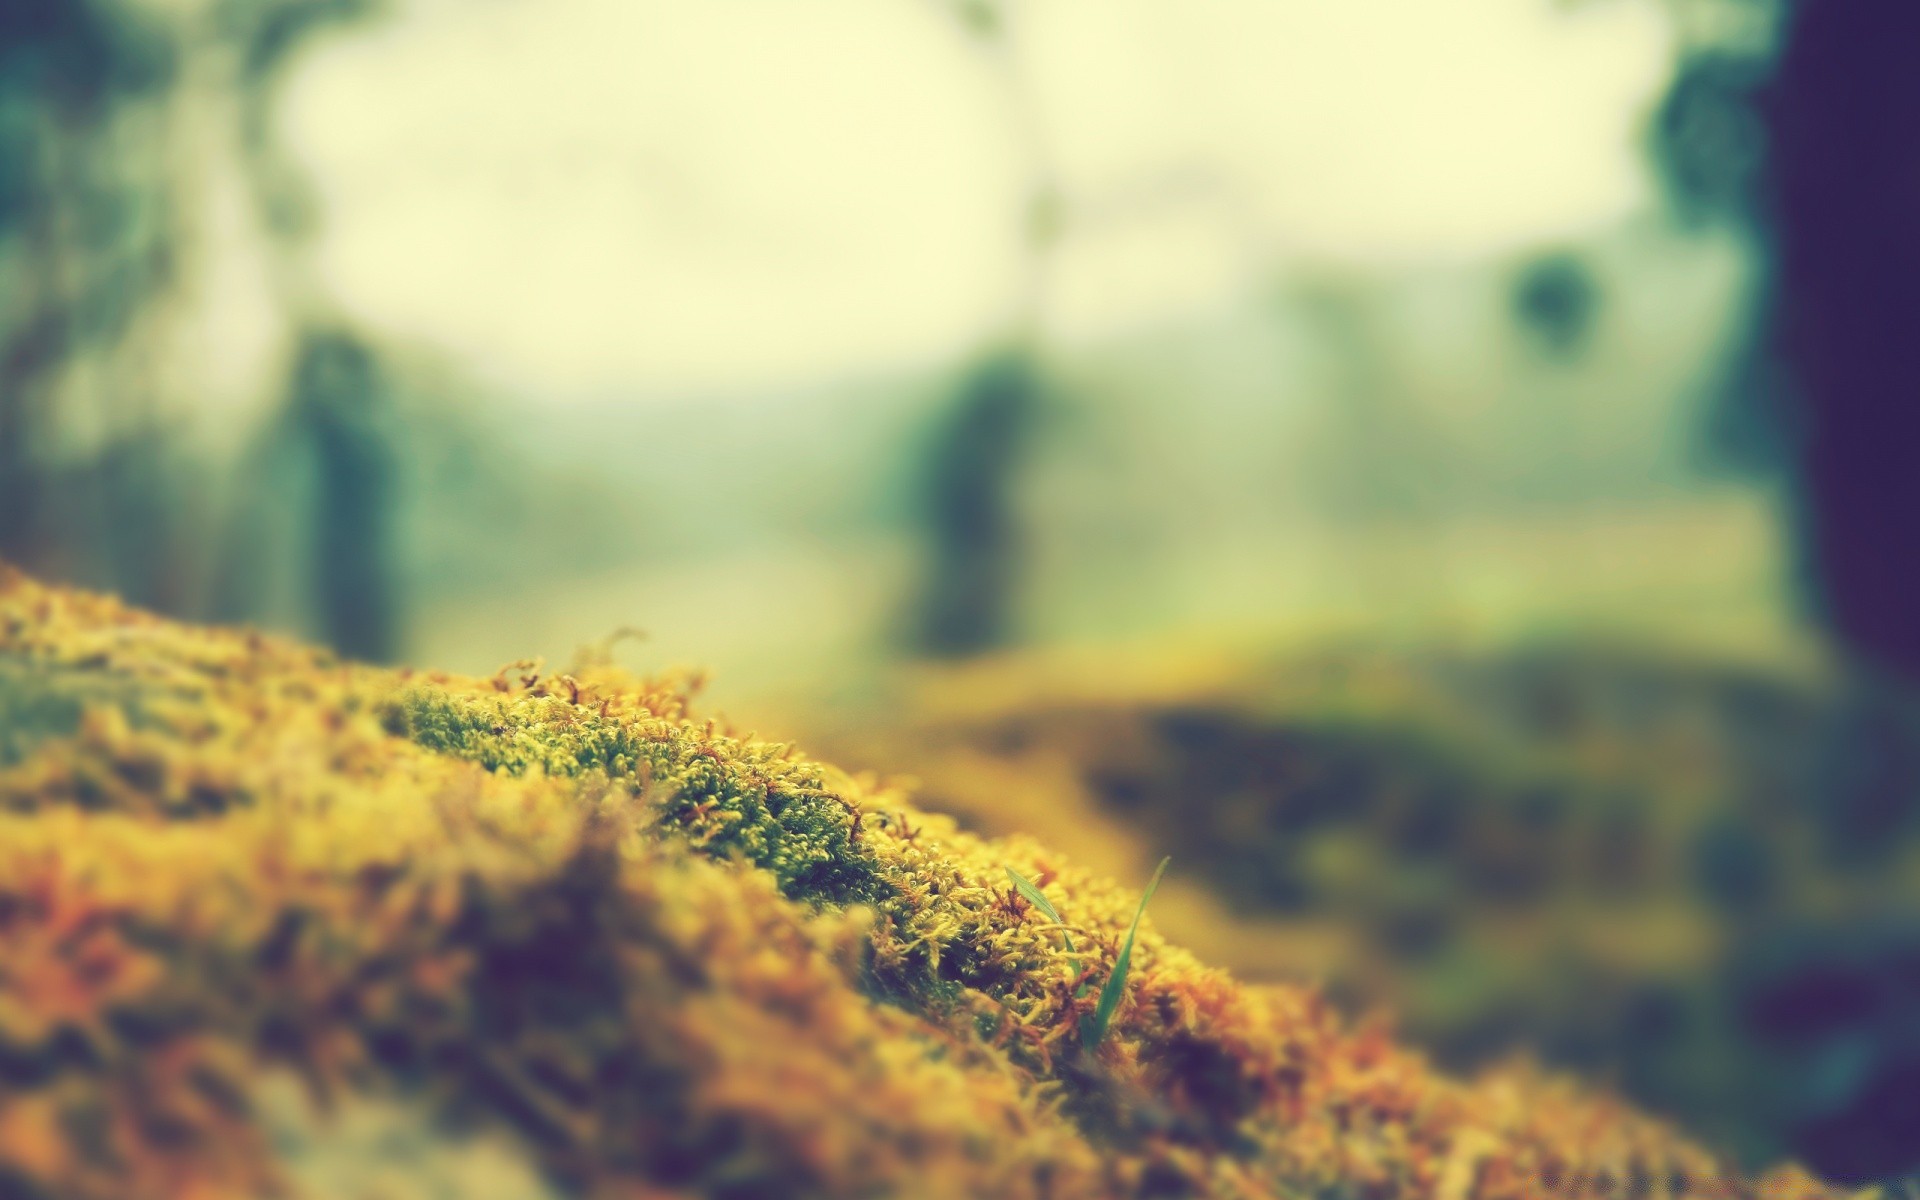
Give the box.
[0,567,1867,1199]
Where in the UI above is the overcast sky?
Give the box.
[281,0,1674,399]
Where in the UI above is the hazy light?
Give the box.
[283,0,1672,398]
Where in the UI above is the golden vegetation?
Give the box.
[0,567,1858,1198]
[803,636,1920,1179]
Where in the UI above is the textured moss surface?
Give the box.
[0,567,1857,1199]
[814,639,1920,1183]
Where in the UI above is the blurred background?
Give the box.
[6,0,1920,1189]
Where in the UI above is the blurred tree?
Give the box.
[1648,6,1920,1183]
[1512,251,1600,360]
[217,0,376,281]
[212,0,401,660]
[913,350,1039,656]
[0,0,391,656]
[1760,0,1920,686]
[908,0,1057,657]
[1653,47,1772,229]
[301,330,399,663]
[215,328,398,662]
[0,0,178,603]
[1755,7,1920,1180]
[1655,0,1920,684]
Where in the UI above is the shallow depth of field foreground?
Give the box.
[0,568,1860,1200]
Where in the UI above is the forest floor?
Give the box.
[0,565,1872,1199]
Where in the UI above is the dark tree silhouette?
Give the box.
[1761,0,1920,685]
[1648,8,1920,1184]
[1658,2,1920,683]
[914,351,1038,657]
[289,330,400,662]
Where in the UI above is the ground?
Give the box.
[0,566,1857,1199]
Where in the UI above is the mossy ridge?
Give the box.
[379,676,1171,1086]
[386,686,882,904]
[0,782,1101,1199]
[0,567,1862,1200]
[380,682,1172,1107]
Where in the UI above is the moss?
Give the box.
[386,687,882,904]
[0,566,1855,1200]
[847,639,1920,1181]
[0,658,163,769]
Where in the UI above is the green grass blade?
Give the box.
[1004,866,1073,951]
[1084,856,1171,1051]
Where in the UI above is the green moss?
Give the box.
[0,661,88,768]
[0,657,169,768]
[0,573,1853,1200]
[385,687,884,904]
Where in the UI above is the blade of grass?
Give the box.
[1007,866,1095,1046]
[1004,866,1072,951]
[1084,856,1171,1052]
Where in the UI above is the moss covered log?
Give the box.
[0,567,1856,1199]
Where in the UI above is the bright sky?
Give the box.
[282,0,1673,398]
